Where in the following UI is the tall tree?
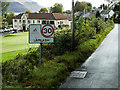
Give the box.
[74,1,92,12]
[50,3,63,13]
[6,11,15,25]
[0,1,11,18]
[39,8,48,13]
[86,3,92,12]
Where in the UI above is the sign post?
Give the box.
[29,24,54,65]
[40,43,42,65]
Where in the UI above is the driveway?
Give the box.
[60,24,119,89]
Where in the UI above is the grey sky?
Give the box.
[33,0,108,10]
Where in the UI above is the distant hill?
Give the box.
[9,0,45,13]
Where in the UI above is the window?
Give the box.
[23,20,26,24]
[28,20,31,23]
[47,21,49,24]
[42,20,46,24]
[60,21,63,24]
[37,20,40,23]
[50,21,54,24]
[14,25,17,27]
[19,20,21,23]
[14,20,17,22]
[33,20,35,24]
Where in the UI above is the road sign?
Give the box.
[41,24,54,37]
[29,24,54,43]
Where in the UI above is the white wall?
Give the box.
[101,10,114,18]
[109,10,114,17]
[13,14,71,30]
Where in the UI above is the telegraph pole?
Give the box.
[71,0,75,50]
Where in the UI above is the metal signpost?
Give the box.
[72,0,75,50]
[29,24,54,65]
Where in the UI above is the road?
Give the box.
[60,24,119,89]
[0,31,14,36]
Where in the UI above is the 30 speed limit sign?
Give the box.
[41,24,54,37]
[29,24,54,43]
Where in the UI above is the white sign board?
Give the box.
[29,24,54,43]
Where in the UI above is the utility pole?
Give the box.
[71,0,75,50]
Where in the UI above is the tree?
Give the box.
[105,0,119,2]
[93,6,96,9]
[6,11,15,25]
[99,4,108,10]
[74,1,92,12]
[25,10,32,13]
[66,10,71,14]
[96,11,101,18]
[39,8,48,13]
[86,3,92,12]
[50,3,63,13]
[75,1,86,12]
[113,2,120,12]
[0,1,11,18]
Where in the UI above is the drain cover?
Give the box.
[70,71,87,78]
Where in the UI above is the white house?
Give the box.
[13,13,71,31]
[100,10,114,18]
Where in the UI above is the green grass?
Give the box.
[2,49,28,62]
[0,32,39,62]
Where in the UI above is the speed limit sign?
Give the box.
[41,24,54,37]
[29,24,54,43]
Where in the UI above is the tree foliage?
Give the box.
[105,0,119,2]
[50,3,63,13]
[113,2,120,12]
[66,10,71,14]
[99,4,108,10]
[96,11,101,18]
[25,10,32,13]
[6,11,15,25]
[74,1,92,12]
[0,1,11,17]
[39,8,48,13]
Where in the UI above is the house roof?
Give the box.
[28,13,55,20]
[101,10,111,14]
[13,13,71,20]
[13,13,24,19]
[53,13,70,20]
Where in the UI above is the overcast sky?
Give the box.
[33,0,108,11]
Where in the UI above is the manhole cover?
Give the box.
[70,71,87,78]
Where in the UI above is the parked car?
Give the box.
[9,30,16,34]
[0,29,4,33]
[10,27,13,31]
[4,27,11,32]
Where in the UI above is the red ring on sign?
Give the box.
[41,24,54,37]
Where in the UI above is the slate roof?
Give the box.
[101,10,111,14]
[13,13,71,20]
[13,13,24,19]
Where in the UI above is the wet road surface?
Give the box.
[60,24,119,89]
